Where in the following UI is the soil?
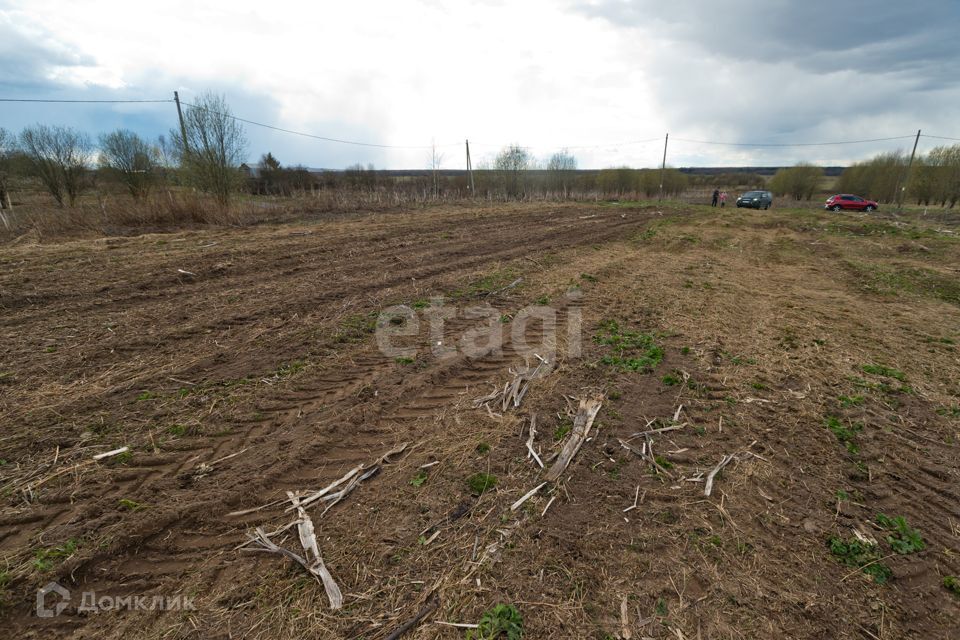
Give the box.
[1,202,958,639]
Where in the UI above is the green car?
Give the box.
[736,190,773,209]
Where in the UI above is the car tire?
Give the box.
[832,205,842,212]
[865,205,875,212]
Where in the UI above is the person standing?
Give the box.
[719,191,727,208]
[711,188,719,207]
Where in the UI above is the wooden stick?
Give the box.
[511,482,547,511]
[384,595,440,640]
[704,454,736,497]
[544,395,603,482]
[289,495,343,609]
[541,495,557,517]
[287,465,362,512]
[93,446,129,461]
[526,415,543,468]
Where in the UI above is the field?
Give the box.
[1,201,959,639]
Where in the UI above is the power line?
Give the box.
[671,135,917,148]
[5,95,960,151]
[180,101,458,150]
[0,98,172,104]
[921,133,960,142]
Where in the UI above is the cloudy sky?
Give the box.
[1,0,958,169]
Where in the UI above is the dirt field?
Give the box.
[1,202,959,639]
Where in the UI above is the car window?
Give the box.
[852,196,863,201]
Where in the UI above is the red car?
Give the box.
[824,194,879,212]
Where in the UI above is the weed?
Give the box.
[839,395,865,408]
[654,455,673,470]
[118,499,143,511]
[661,372,682,386]
[608,390,621,400]
[453,268,520,299]
[499,314,511,324]
[580,273,598,283]
[410,471,428,488]
[655,597,668,617]
[825,416,862,454]
[828,537,892,584]
[476,442,491,454]
[750,381,768,391]
[554,419,572,442]
[466,473,497,495]
[680,346,691,355]
[944,576,960,597]
[44,345,57,353]
[111,451,133,465]
[593,320,664,373]
[728,354,757,365]
[274,360,305,378]
[335,313,377,343]
[875,514,925,554]
[534,294,550,305]
[835,489,850,501]
[135,391,159,402]
[861,364,906,382]
[0,371,13,384]
[467,603,523,640]
[33,539,79,571]
[694,425,706,436]
[411,299,430,309]
[395,357,415,365]
[168,424,188,436]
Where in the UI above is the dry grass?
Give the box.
[2,203,959,639]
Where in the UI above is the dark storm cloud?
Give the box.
[574,0,960,78]
[0,16,96,91]
[569,0,960,163]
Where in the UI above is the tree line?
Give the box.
[5,91,957,211]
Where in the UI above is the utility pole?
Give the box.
[465,139,475,197]
[896,129,921,213]
[174,91,190,155]
[658,133,669,202]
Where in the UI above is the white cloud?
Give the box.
[1,0,957,167]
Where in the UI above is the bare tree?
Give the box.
[0,128,14,212]
[428,142,444,199]
[494,144,531,197]
[170,92,248,206]
[98,129,160,201]
[19,124,92,207]
[547,149,577,197]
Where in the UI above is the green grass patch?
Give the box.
[33,539,79,572]
[334,312,377,343]
[467,604,523,640]
[410,471,428,487]
[827,537,892,584]
[395,357,415,365]
[839,395,865,408]
[825,416,863,453]
[594,320,664,373]
[466,473,497,495]
[861,364,906,382]
[118,499,144,511]
[876,514,925,554]
[944,576,960,597]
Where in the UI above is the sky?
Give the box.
[1,0,958,169]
